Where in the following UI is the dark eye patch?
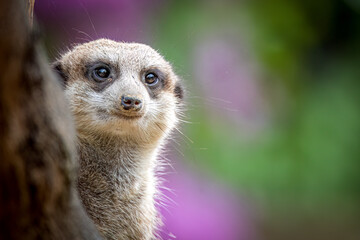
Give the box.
[141,68,170,99]
[85,61,117,92]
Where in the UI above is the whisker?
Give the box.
[80,3,99,38]
[208,96,233,104]
[72,28,93,41]
[174,126,194,144]
[171,144,185,157]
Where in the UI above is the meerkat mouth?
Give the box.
[112,111,144,120]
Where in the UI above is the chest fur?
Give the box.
[76,139,159,240]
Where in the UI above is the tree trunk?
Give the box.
[0,0,102,239]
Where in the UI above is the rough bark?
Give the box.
[0,0,102,239]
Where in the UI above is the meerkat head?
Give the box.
[53,39,184,144]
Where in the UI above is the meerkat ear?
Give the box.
[174,81,184,101]
[52,61,68,87]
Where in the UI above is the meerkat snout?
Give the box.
[120,95,143,111]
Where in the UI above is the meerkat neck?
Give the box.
[79,133,158,168]
[76,134,161,240]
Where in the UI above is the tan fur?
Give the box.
[55,39,183,240]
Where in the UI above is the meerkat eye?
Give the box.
[144,73,159,86]
[93,66,111,81]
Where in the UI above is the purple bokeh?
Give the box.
[35,0,167,46]
[159,161,255,240]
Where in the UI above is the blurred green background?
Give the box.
[36,0,360,239]
[155,0,360,237]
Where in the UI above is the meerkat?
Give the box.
[53,39,184,240]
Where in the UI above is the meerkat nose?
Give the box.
[121,95,143,111]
